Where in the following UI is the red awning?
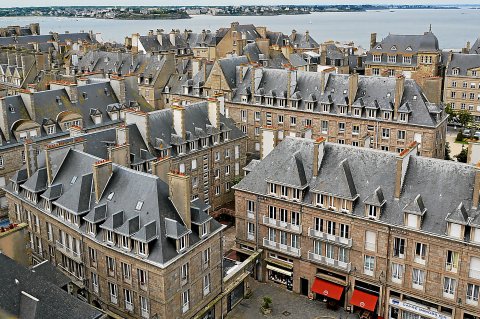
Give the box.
[350,289,378,312]
[311,278,344,300]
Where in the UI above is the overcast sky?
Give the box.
[2,1,480,7]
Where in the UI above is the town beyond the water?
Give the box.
[0,9,479,319]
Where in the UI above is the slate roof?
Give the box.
[371,32,439,53]
[6,148,223,265]
[218,65,445,128]
[31,261,71,289]
[0,254,102,319]
[235,137,480,237]
[470,37,480,54]
[446,53,480,76]
[289,31,319,49]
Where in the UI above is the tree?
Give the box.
[445,103,456,118]
[444,142,452,160]
[456,130,464,142]
[455,147,468,163]
[457,110,473,127]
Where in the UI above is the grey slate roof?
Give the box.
[235,137,480,238]
[0,254,102,319]
[446,53,480,76]
[371,32,439,53]
[7,148,222,265]
[21,167,47,193]
[470,37,480,54]
[32,261,71,289]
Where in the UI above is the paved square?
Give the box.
[226,280,357,319]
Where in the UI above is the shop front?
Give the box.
[388,298,452,319]
[311,278,345,310]
[266,264,293,290]
[350,289,379,319]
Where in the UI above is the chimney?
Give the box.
[313,138,326,177]
[168,171,191,229]
[348,73,359,108]
[107,125,130,166]
[148,30,154,36]
[153,157,172,183]
[192,59,200,76]
[110,76,126,104]
[261,127,277,159]
[24,140,38,178]
[69,125,83,137]
[172,104,186,139]
[305,30,310,42]
[394,75,405,120]
[466,41,471,52]
[370,33,377,50]
[208,97,221,128]
[472,162,480,209]
[116,124,129,145]
[19,291,38,319]
[319,71,326,94]
[394,142,418,199]
[156,29,164,46]
[92,159,113,203]
[124,109,150,150]
[169,30,176,46]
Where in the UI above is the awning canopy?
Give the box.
[350,289,378,312]
[266,264,292,276]
[311,278,344,300]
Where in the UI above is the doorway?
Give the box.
[300,278,309,296]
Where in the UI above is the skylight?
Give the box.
[135,201,144,210]
[107,192,115,200]
[70,176,77,184]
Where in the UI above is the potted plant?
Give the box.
[260,296,272,315]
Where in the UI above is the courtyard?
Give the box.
[226,279,357,319]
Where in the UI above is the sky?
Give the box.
[3,0,480,7]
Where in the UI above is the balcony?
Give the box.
[307,251,351,272]
[263,238,301,257]
[56,240,82,263]
[110,295,118,305]
[308,228,352,247]
[247,233,255,241]
[182,302,189,314]
[203,286,210,296]
[141,309,149,318]
[445,262,458,273]
[263,216,302,234]
[125,301,134,311]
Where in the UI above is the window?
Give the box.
[291,211,300,227]
[179,235,187,251]
[397,130,406,140]
[109,282,118,304]
[181,263,189,283]
[391,263,404,282]
[338,122,345,132]
[140,296,149,318]
[269,183,277,196]
[443,277,456,298]
[452,68,459,75]
[340,224,349,238]
[412,268,425,288]
[203,273,211,296]
[182,290,190,313]
[91,272,99,293]
[291,234,299,249]
[393,237,405,258]
[215,185,220,196]
[446,250,459,272]
[138,268,148,288]
[89,247,97,264]
[414,242,427,264]
[268,228,276,242]
[388,55,397,63]
[327,220,336,235]
[373,54,381,62]
[278,115,284,124]
[266,112,272,126]
[368,205,378,219]
[469,256,480,279]
[191,159,197,170]
[352,125,359,135]
[281,185,288,198]
[247,222,255,240]
[254,111,261,121]
[122,262,131,280]
[325,243,334,259]
[124,289,133,311]
[321,121,328,134]
[305,119,312,127]
[290,116,297,126]
[403,56,412,64]
[241,110,247,122]
[106,256,115,275]
[203,248,210,267]
[313,240,322,255]
[364,255,375,275]
[365,231,376,252]
[382,128,390,139]
[467,283,479,305]
[399,113,407,122]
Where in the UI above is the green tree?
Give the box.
[444,142,452,160]
[456,130,464,142]
[455,147,468,163]
[445,103,456,118]
[458,110,473,127]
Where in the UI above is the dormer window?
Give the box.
[200,221,210,238]
[339,106,347,114]
[138,241,148,256]
[70,176,77,184]
[383,111,391,121]
[44,200,52,212]
[105,230,115,244]
[121,235,130,250]
[452,68,459,76]
[281,185,288,198]
[46,125,56,135]
[353,108,361,117]
[391,45,397,51]
[290,100,298,109]
[341,199,349,213]
[367,109,376,118]
[87,222,96,236]
[269,183,277,196]
[201,138,208,148]
[241,95,248,103]
[292,188,301,201]
[448,222,463,239]
[367,205,379,219]
[322,104,329,113]
[179,235,188,252]
[316,193,325,207]
[399,113,408,122]
[388,55,397,63]
[278,98,286,107]
[56,96,62,105]
[406,214,420,229]
[328,196,335,210]
[306,102,314,111]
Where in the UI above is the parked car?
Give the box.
[463,129,472,137]
[474,131,480,139]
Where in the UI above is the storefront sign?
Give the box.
[389,298,451,319]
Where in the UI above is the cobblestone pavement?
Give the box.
[226,280,355,319]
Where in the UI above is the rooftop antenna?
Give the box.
[429,24,432,32]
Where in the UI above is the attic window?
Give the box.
[70,176,77,184]
[8,105,14,113]
[376,45,382,50]
[391,45,397,51]
[406,46,412,51]
[82,92,88,99]
[107,192,115,200]
[135,201,144,211]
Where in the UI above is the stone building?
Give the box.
[4,143,231,319]
[0,78,151,218]
[234,133,480,319]
[0,23,40,37]
[443,52,480,121]
[364,31,443,104]
[166,58,447,159]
